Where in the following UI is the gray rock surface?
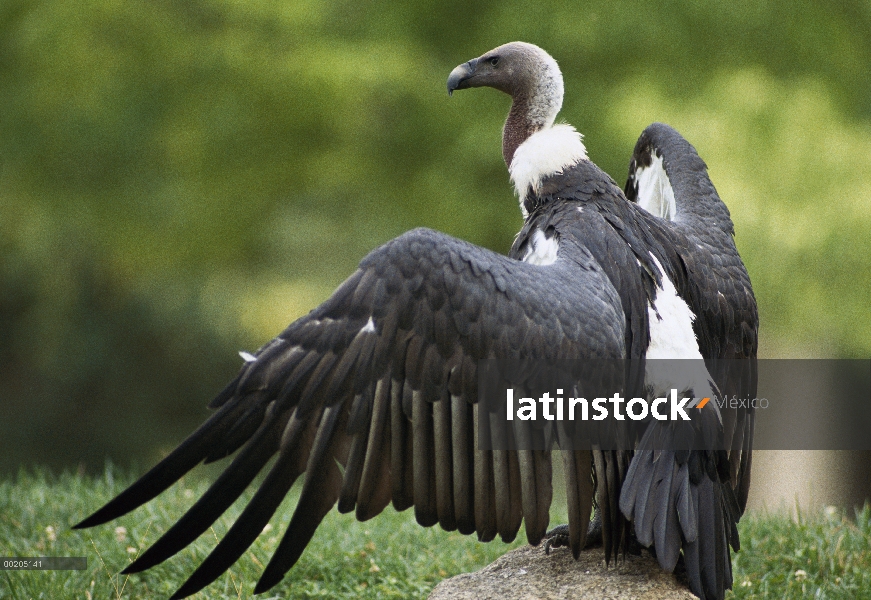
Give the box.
[429,544,696,600]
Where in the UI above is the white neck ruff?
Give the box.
[509,124,588,217]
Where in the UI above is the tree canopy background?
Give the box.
[2,0,869,474]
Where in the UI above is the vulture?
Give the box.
[76,42,757,600]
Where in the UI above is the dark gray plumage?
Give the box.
[76,42,756,600]
[449,46,758,600]
[621,122,757,598]
[75,228,628,598]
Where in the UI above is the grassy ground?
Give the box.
[1,467,870,599]
[730,504,871,599]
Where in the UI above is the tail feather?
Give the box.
[621,422,736,600]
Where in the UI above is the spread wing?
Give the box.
[624,123,758,600]
[626,122,757,501]
[75,227,626,598]
[626,123,758,359]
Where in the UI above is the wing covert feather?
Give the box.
[77,227,625,597]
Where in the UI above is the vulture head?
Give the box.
[447,42,563,103]
[448,42,564,167]
[448,42,586,214]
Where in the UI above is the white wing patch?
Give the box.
[360,316,376,334]
[644,254,720,421]
[239,351,257,363]
[522,229,559,265]
[635,152,676,221]
[645,254,700,361]
[510,124,588,217]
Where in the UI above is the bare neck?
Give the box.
[502,89,556,167]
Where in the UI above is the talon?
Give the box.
[543,524,571,555]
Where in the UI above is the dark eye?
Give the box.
[488,56,499,66]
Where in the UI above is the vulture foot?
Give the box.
[543,509,603,555]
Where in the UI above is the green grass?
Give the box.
[2,467,870,599]
[0,467,529,599]
[729,505,871,599]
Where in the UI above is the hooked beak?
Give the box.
[447,58,478,96]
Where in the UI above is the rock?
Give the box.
[428,544,696,600]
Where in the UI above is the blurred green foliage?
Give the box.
[1,0,869,473]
